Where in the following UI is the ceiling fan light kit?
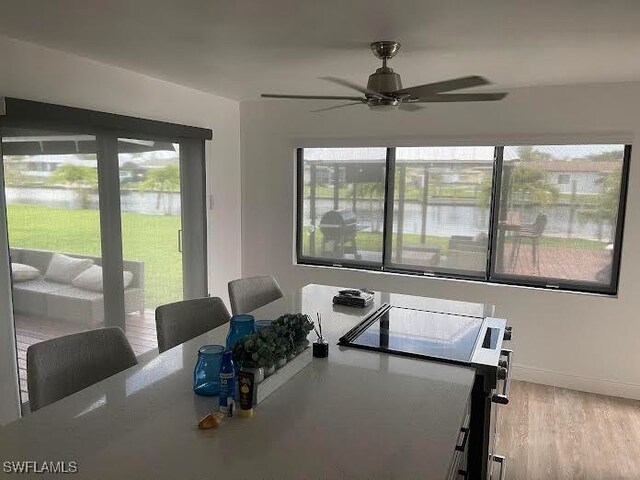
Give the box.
[261,41,508,112]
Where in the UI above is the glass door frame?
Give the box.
[0,97,211,420]
[0,137,21,423]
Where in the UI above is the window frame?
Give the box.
[295,148,387,271]
[295,145,631,296]
[487,144,631,295]
[382,146,499,281]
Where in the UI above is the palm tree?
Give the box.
[48,164,98,209]
[356,182,384,230]
[139,165,180,215]
[577,168,621,241]
[515,146,552,162]
[478,164,558,211]
[508,165,559,207]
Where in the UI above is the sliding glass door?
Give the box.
[118,139,184,353]
[0,130,205,407]
[0,98,211,421]
[2,128,108,402]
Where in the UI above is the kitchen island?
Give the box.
[0,284,492,479]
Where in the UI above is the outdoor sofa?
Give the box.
[10,248,144,325]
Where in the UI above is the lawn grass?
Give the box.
[7,204,182,308]
[302,226,607,256]
[302,229,450,256]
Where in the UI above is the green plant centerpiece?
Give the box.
[232,329,276,371]
[233,313,315,380]
[271,324,292,366]
[272,313,314,356]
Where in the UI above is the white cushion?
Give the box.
[11,263,41,283]
[72,265,134,292]
[44,253,93,284]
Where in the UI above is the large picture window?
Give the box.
[388,147,495,277]
[296,144,630,295]
[490,145,628,290]
[298,148,387,267]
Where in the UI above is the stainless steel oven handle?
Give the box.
[455,427,469,452]
[491,349,513,405]
[492,455,507,480]
[503,325,512,341]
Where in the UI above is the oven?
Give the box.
[338,303,513,480]
[468,342,512,480]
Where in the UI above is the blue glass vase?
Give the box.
[193,345,225,396]
[226,314,255,350]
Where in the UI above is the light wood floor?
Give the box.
[15,311,158,403]
[495,380,640,480]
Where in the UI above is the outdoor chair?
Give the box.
[510,213,548,273]
[155,297,230,353]
[27,327,137,412]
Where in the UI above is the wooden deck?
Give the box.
[14,311,158,403]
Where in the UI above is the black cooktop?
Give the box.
[338,304,485,364]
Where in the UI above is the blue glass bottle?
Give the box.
[225,314,255,350]
[219,350,236,413]
[193,345,224,396]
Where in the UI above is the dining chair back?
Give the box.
[27,327,137,412]
[155,297,230,353]
[228,275,283,315]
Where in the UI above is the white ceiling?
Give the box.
[2,0,640,100]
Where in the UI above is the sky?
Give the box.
[305,145,625,163]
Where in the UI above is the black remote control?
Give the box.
[339,289,361,296]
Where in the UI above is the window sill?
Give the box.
[294,260,618,299]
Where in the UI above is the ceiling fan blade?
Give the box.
[394,76,491,98]
[311,101,366,112]
[414,92,508,103]
[319,76,392,100]
[262,93,364,101]
[398,103,426,112]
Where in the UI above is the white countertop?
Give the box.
[0,284,491,479]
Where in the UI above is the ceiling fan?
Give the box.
[261,41,508,112]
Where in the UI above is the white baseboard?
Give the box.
[512,363,640,400]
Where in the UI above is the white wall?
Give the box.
[240,82,640,399]
[0,35,241,422]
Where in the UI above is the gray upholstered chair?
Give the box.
[27,327,137,412]
[155,297,230,353]
[228,275,284,315]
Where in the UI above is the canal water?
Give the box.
[304,198,615,242]
[5,187,181,216]
[6,187,615,241]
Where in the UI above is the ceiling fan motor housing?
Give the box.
[367,68,403,95]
